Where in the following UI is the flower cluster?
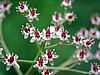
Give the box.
[33,48,59,74]
[16,1,39,22]
[21,24,70,45]
[16,0,77,46]
[0,0,12,22]
[77,28,100,40]
[51,11,76,25]
[72,34,94,49]
[76,28,100,49]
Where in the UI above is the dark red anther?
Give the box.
[55,12,59,20]
[79,49,87,58]
[68,14,74,19]
[86,40,93,45]
[92,32,96,36]
[35,30,40,38]
[65,0,70,3]
[47,49,52,58]
[61,31,66,38]
[23,27,30,33]
[75,35,81,42]
[20,2,24,10]
[93,63,98,72]
[46,28,50,38]
[38,57,43,66]
[31,8,35,16]
[93,16,97,22]
[3,1,8,8]
[44,69,49,75]
[55,24,60,31]
[8,55,14,63]
[82,29,85,36]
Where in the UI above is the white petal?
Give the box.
[49,59,54,66]
[13,61,20,69]
[38,66,43,73]
[24,34,29,39]
[53,55,59,59]
[30,37,36,43]
[6,64,11,71]
[0,47,3,51]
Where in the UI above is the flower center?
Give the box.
[93,16,97,22]
[79,49,87,58]
[86,40,93,45]
[35,30,40,38]
[75,35,81,42]
[38,57,43,67]
[82,30,85,36]
[20,3,24,10]
[55,24,60,31]
[8,55,14,63]
[55,12,59,20]
[93,64,98,72]
[3,1,8,8]
[65,0,70,3]
[68,14,73,19]
[61,31,66,38]
[44,69,49,75]
[47,49,52,58]
[92,32,96,36]
[31,8,35,16]
[23,27,30,33]
[46,28,50,38]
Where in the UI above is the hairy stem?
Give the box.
[45,43,74,49]
[48,66,88,74]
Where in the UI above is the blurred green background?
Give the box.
[0,0,100,75]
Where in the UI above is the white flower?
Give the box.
[33,57,46,73]
[21,23,30,39]
[27,8,39,22]
[89,28,100,39]
[42,48,59,66]
[72,34,82,45]
[54,24,64,38]
[30,29,42,44]
[42,69,53,75]
[74,49,90,63]
[91,14,100,26]
[52,12,62,23]
[65,12,76,24]
[4,53,20,71]
[1,0,12,12]
[89,63,100,75]
[77,28,89,39]
[83,39,94,48]
[41,27,51,45]
[59,30,70,43]
[61,0,73,8]
[95,50,100,61]
[16,1,28,13]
